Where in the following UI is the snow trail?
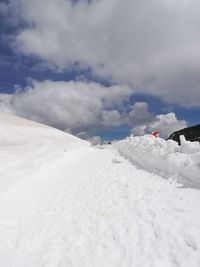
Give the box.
[0,146,200,267]
[0,113,200,267]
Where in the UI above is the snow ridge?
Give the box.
[114,135,200,189]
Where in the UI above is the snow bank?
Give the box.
[0,112,89,154]
[0,112,89,192]
[114,135,200,188]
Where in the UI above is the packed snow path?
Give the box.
[0,146,200,267]
[0,113,200,267]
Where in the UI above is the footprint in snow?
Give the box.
[112,158,122,164]
[184,233,198,251]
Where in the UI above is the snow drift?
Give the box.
[0,112,89,192]
[114,135,200,188]
[0,111,89,157]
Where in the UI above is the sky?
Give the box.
[0,0,199,141]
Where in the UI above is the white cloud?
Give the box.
[132,112,187,139]
[0,81,186,139]
[0,80,131,136]
[131,125,147,137]
[4,0,200,107]
[128,102,154,126]
[102,110,122,127]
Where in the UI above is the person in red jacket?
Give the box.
[152,131,159,137]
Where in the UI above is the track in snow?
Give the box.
[0,146,200,267]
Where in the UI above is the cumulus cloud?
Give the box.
[132,112,187,139]
[128,102,154,126]
[3,0,200,106]
[102,110,122,127]
[0,80,186,139]
[0,80,131,136]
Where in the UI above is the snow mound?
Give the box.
[0,112,88,153]
[0,112,89,192]
[114,135,200,188]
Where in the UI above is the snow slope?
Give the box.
[0,112,200,267]
[0,112,88,194]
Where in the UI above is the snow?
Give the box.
[0,112,200,267]
[0,112,88,194]
[114,134,200,189]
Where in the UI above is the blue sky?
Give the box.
[0,0,199,141]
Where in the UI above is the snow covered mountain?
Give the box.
[0,112,200,267]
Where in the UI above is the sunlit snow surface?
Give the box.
[114,135,200,188]
[0,112,200,267]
